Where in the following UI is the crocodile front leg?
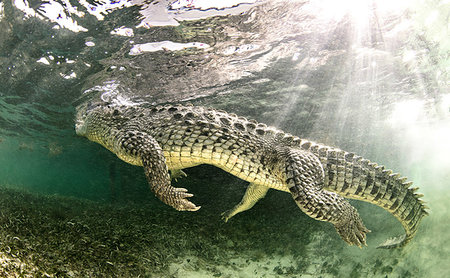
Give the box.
[222,183,269,222]
[284,149,370,247]
[120,130,200,211]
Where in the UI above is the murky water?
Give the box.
[0,0,449,277]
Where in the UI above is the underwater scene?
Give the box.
[0,0,449,277]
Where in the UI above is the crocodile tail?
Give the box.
[298,141,428,248]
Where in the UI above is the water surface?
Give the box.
[0,0,449,277]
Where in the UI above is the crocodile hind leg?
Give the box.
[121,131,200,211]
[284,149,370,247]
[222,183,269,222]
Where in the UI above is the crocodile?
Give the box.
[75,101,428,249]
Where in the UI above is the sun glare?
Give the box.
[307,0,411,23]
[388,99,425,126]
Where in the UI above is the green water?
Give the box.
[0,0,449,277]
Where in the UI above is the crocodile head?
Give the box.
[75,100,127,137]
[75,101,105,136]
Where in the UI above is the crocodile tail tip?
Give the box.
[376,234,408,249]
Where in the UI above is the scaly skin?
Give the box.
[75,102,428,248]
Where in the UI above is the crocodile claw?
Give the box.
[221,210,234,222]
[334,208,370,248]
[170,169,188,182]
[176,199,201,211]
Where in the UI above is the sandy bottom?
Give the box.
[0,185,447,277]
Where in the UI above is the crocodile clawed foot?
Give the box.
[221,210,233,222]
[170,169,188,182]
[334,208,370,248]
[171,187,200,211]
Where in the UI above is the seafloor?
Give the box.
[0,164,438,278]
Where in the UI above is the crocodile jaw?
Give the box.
[75,102,93,136]
[75,119,86,136]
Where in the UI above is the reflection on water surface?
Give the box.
[0,0,448,277]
